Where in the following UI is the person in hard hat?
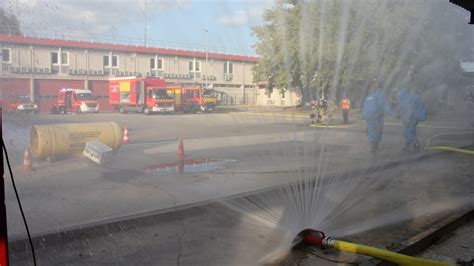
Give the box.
[398,89,427,152]
[362,80,394,154]
[341,96,351,123]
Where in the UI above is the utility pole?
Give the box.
[204,29,208,89]
[144,0,148,47]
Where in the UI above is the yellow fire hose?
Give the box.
[302,231,455,266]
[425,146,474,155]
[424,133,474,155]
[330,239,454,266]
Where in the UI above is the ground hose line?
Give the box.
[424,133,474,155]
[425,146,474,155]
[303,232,454,266]
[329,239,453,266]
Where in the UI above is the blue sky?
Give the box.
[7,0,273,56]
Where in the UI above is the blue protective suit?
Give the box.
[362,88,393,144]
[398,89,427,145]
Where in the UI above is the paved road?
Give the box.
[8,152,473,265]
[3,111,473,265]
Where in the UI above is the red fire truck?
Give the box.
[51,88,99,114]
[181,86,218,113]
[7,95,38,114]
[109,77,175,114]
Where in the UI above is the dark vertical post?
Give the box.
[0,103,9,265]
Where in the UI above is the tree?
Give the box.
[253,0,474,106]
[0,7,21,35]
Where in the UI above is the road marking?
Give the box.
[385,122,470,130]
[233,112,469,130]
[231,111,308,119]
[309,123,361,129]
[143,131,352,154]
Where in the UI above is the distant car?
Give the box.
[8,95,38,114]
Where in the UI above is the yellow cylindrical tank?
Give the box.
[30,122,122,159]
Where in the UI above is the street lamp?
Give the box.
[203,29,209,89]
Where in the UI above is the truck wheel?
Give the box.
[119,106,126,114]
[143,107,151,115]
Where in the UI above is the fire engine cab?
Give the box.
[51,88,99,114]
[109,77,175,114]
[182,86,218,113]
[7,95,38,114]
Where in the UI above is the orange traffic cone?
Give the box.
[176,137,185,159]
[122,126,129,144]
[23,146,33,173]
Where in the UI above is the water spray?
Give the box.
[297,229,455,266]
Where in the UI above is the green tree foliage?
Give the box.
[0,7,21,35]
[253,0,474,104]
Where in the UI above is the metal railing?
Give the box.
[2,26,257,57]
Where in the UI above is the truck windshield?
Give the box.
[77,93,95,100]
[152,89,173,99]
[203,89,214,97]
[19,95,30,103]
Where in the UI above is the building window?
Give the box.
[104,55,119,68]
[150,58,155,69]
[111,55,118,67]
[61,52,69,65]
[224,61,233,74]
[195,61,201,72]
[150,58,163,70]
[157,58,163,70]
[281,91,285,99]
[103,55,110,67]
[2,48,11,63]
[189,60,201,72]
[51,52,59,65]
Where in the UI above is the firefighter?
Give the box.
[316,98,323,123]
[318,98,327,124]
[398,89,427,152]
[309,99,318,124]
[362,80,394,154]
[341,96,351,123]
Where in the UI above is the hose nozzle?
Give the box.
[301,229,327,249]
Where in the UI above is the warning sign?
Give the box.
[68,131,102,151]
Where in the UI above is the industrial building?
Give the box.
[0,34,263,112]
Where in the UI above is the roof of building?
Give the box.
[0,34,259,63]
